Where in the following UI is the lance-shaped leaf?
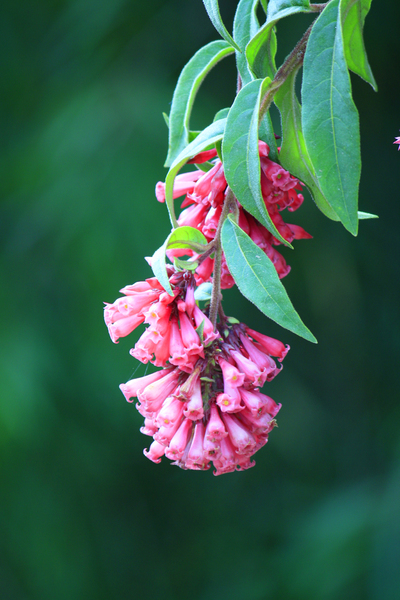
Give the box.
[213,107,230,122]
[246,1,311,79]
[222,79,290,246]
[202,0,241,51]
[165,41,234,167]
[233,0,260,86]
[274,66,340,221]
[302,0,361,235]
[151,226,208,296]
[165,118,226,227]
[340,0,377,90]
[221,216,317,342]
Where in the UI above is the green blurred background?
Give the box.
[1,1,399,599]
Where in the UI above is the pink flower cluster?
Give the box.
[104,270,218,371]
[105,269,288,475]
[156,141,312,287]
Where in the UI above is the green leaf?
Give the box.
[164,118,226,227]
[189,130,201,142]
[302,0,361,236]
[233,0,260,86]
[194,282,213,301]
[222,78,291,246]
[151,226,208,297]
[166,226,208,249]
[274,66,340,221]
[163,112,169,127]
[214,107,230,122]
[221,216,317,342]
[202,0,242,51]
[174,258,199,271]
[195,162,215,172]
[358,211,378,219]
[341,0,377,90]
[165,41,234,167]
[267,0,310,19]
[151,241,174,296]
[195,319,206,342]
[246,3,311,79]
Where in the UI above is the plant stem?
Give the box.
[259,20,315,121]
[310,3,328,11]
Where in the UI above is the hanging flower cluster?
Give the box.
[104,0,375,476]
[105,268,288,475]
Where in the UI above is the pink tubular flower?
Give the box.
[165,418,193,461]
[185,422,210,470]
[222,413,257,455]
[245,327,290,361]
[104,288,160,343]
[143,440,166,464]
[394,134,400,150]
[155,170,202,203]
[119,369,169,403]
[183,380,204,421]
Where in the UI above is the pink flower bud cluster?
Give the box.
[108,270,289,475]
[104,270,218,371]
[156,141,311,287]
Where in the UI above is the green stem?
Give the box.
[259,21,314,121]
[168,240,214,254]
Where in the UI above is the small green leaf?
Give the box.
[233,0,260,86]
[174,257,199,271]
[151,240,173,296]
[152,226,208,296]
[227,317,240,324]
[274,66,340,221]
[200,376,215,383]
[194,282,213,301]
[246,3,311,79]
[189,130,201,142]
[267,0,310,19]
[165,41,234,167]
[202,0,242,51]
[214,107,230,122]
[165,118,226,227]
[221,216,317,342]
[167,226,208,249]
[163,112,169,127]
[341,0,377,90]
[195,319,205,342]
[222,78,291,246]
[302,0,361,235]
[195,162,215,172]
[358,211,378,219]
